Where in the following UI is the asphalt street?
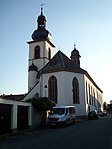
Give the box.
[0,114,112,149]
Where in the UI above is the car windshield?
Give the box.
[52,108,65,115]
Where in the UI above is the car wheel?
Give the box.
[63,121,67,127]
[73,118,76,124]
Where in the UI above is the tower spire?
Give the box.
[74,42,76,50]
[32,4,48,40]
[70,43,81,67]
[40,3,44,15]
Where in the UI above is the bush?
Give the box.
[27,97,56,111]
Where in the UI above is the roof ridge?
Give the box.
[59,51,66,68]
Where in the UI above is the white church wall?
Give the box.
[28,71,38,91]
[28,40,54,93]
[84,75,103,113]
[41,72,66,105]
[23,81,41,101]
[28,41,44,60]
[28,41,53,71]
[45,41,54,59]
[62,71,86,116]
[41,72,103,116]
[42,71,86,116]
[29,59,49,72]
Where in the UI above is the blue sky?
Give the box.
[0,0,112,103]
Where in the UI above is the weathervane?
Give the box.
[74,42,76,49]
[40,3,44,12]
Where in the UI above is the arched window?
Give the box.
[48,48,51,60]
[93,90,95,106]
[72,77,80,104]
[89,84,91,105]
[91,87,93,105]
[86,82,88,104]
[34,45,40,59]
[48,76,58,103]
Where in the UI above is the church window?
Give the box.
[48,76,58,103]
[91,87,94,105]
[86,82,88,104]
[93,90,95,106]
[34,45,40,59]
[72,77,80,104]
[89,84,91,105]
[48,48,51,60]
[97,91,98,99]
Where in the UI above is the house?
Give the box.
[0,97,31,134]
[21,7,103,117]
[0,94,32,134]
[0,94,25,101]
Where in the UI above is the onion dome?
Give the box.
[32,7,49,41]
[71,49,80,57]
[70,43,81,67]
[71,44,81,58]
[32,28,49,41]
[29,63,38,71]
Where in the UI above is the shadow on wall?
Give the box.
[32,106,46,128]
[87,95,102,112]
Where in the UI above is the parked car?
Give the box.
[98,111,103,117]
[98,110,107,117]
[102,110,107,116]
[88,110,100,120]
[47,106,76,127]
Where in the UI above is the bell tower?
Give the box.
[70,43,81,67]
[27,7,55,91]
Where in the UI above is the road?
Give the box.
[0,114,112,149]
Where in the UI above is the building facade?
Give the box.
[0,98,31,134]
[23,7,103,117]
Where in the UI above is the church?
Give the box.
[23,7,103,117]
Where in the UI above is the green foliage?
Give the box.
[27,97,56,111]
[106,104,112,112]
[103,102,108,110]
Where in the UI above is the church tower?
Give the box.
[27,7,55,91]
[70,44,81,67]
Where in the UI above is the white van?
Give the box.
[47,106,76,127]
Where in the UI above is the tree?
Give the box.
[107,104,112,113]
[103,102,108,110]
[27,97,56,126]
